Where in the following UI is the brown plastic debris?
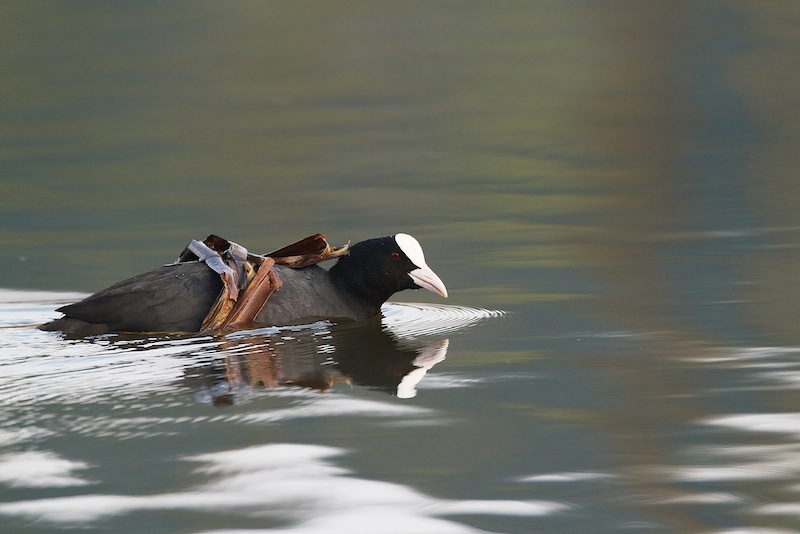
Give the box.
[179,233,348,333]
[215,257,282,332]
[267,233,350,268]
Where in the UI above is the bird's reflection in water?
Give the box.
[185,318,450,405]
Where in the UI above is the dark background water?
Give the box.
[3,2,800,533]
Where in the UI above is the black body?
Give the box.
[40,236,440,336]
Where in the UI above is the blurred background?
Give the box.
[3,2,800,532]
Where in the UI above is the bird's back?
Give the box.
[41,262,222,335]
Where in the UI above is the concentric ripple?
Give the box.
[381,302,506,338]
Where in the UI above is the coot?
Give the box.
[40,233,447,336]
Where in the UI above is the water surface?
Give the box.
[3,2,800,533]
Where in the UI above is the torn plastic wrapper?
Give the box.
[176,234,348,333]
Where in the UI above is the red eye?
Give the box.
[390,252,401,261]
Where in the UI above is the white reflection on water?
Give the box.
[0,327,222,405]
[690,412,800,520]
[704,413,800,437]
[708,530,800,534]
[236,394,436,424]
[0,443,567,531]
[397,338,449,399]
[519,471,618,483]
[0,451,91,488]
[671,442,800,482]
[381,302,506,339]
[656,345,800,523]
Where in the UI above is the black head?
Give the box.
[329,234,448,311]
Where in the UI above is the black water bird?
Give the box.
[40,233,448,336]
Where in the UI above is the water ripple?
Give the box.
[0,293,505,412]
[0,443,568,530]
[381,302,506,338]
